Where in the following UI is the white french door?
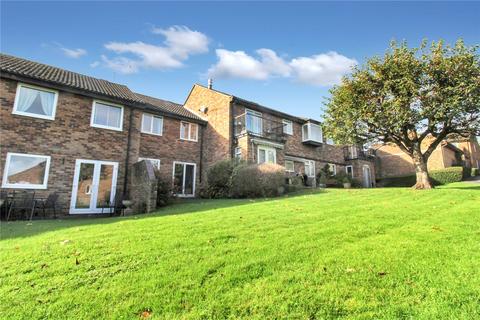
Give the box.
[172,161,196,197]
[70,159,119,214]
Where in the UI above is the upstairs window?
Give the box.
[180,121,198,141]
[282,119,293,135]
[91,100,123,131]
[302,122,323,143]
[285,160,294,172]
[2,153,51,189]
[142,113,163,136]
[328,163,337,176]
[245,109,263,135]
[13,83,58,120]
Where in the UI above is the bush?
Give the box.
[430,167,464,185]
[205,160,236,198]
[230,163,285,198]
[378,167,464,187]
[472,168,479,177]
[157,177,174,207]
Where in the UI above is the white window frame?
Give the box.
[302,122,323,143]
[90,100,124,131]
[172,161,196,197]
[282,119,293,135]
[246,108,263,136]
[285,160,295,172]
[180,121,198,142]
[257,145,276,164]
[328,163,337,176]
[141,113,163,136]
[12,83,58,120]
[234,147,242,159]
[345,165,353,178]
[1,152,51,189]
[304,160,316,177]
[138,157,161,170]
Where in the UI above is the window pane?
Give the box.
[258,149,266,164]
[267,150,275,163]
[302,125,309,140]
[142,114,152,132]
[6,155,47,186]
[94,104,109,126]
[96,164,114,208]
[283,120,293,134]
[173,163,184,193]
[94,102,122,128]
[184,164,195,195]
[107,105,122,128]
[180,122,188,139]
[189,123,198,140]
[17,86,56,116]
[75,163,94,209]
[285,161,294,171]
[152,117,163,134]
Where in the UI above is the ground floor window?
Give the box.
[138,157,161,170]
[173,162,196,197]
[304,160,315,177]
[346,165,353,178]
[258,146,276,164]
[328,163,337,176]
[285,160,294,172]
[2,153,51,189]
[234,147,242,160]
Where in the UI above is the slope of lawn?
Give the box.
[1,182,479,319]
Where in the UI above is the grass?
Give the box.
[1,182,479,319]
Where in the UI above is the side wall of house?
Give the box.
[183,85,232,180]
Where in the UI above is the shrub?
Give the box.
[285,175,304,193]
[378,167,464,187]
[472,168,479,177]
[430,167,464,185]
[205,160,236,198]
[157,177,174,207]
[230,163,285,198]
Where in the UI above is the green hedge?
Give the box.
[378,167,464,187]
[471,167,479,177]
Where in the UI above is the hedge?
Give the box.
[472,168,479,177]
[378,167,464,187]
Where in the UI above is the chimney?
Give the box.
[207,78,213,89]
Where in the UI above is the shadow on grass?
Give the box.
[0,189,324,241]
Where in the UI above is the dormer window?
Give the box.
[13,83,58,120]
[302,122,323,144]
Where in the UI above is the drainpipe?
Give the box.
[123,107,134,198]
[199,125,204,183]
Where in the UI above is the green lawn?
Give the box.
[1,183,479,319]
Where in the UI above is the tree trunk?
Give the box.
[412,149,433,189]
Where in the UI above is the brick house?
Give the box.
[374,136,480,179]
[183,84,376,188]
[1,54,376,216]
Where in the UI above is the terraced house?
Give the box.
[0,53,375,216]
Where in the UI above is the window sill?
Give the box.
[90,123,123,132]
[12,110,55,121]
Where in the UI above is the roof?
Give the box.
[0,53,143,104]
[192,84,321,124]
[134,93,204,122]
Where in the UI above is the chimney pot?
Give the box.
[208,78,213,89]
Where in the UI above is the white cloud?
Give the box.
[60,47,87,59]
[102,25,209,74]
[207,48,356,86]
[90,61,100,68]
[290,52,357,86]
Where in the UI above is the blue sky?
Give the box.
[2,1,479,119]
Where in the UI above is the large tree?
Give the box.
[324,40,480,189]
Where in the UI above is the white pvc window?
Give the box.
[258,146,276,164]
[12,83,58,120]
[246,109,263,135]
[282,119,293,135]
[234,147,242,159]
[2,153,51,189]
[172,161,196,197]
[285,160,294,172]
[346,165,353,178]
[141,113,163,136]
[304,160,315,177]
[328,163,337,176]
[138,157,161,170]
[180,121,198,141]
[302,122,323,143]
[91,100,123,131]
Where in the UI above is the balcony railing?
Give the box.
[234,112,286,143]
[344,145,375,161]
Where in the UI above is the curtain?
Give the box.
[17,87,38,112]
[39,90,55,116]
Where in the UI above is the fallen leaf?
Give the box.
[378,271,387,276]
[346,268,356,273]
[139,309,152,318]
[60,239,71,245]
[75,258,80,265]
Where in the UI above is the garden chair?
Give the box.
[35,192,59,219]
[6,191,36,221]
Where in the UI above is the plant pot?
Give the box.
[343,182,352,189]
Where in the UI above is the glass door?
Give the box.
[173,162,196,197]
[70,159,119,214]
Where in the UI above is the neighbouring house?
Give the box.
[374,135,480,179]
[0,53,376,217]
[183,84,376,188]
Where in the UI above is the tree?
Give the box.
[323,40,480,189]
